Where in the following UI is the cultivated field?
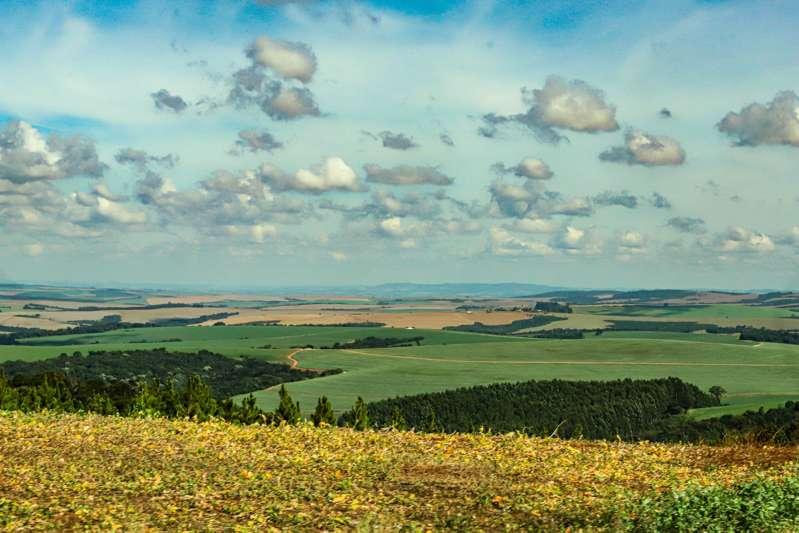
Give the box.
[249,334,799,416]
[4,323,796,418]
[1,411,797,531]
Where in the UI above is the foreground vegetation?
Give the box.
[0,411,797,531]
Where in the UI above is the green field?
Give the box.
[0,325,523,362]
[578,303,799,320]
[246,334,799,415]
[3,324,798,419]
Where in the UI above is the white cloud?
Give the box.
[618,230,646,254]
[247,36,317,83]
[488,226,554,256]
[509,217,558,234]
[717,227,775,254]
[717,91,799,147]
[95,196,147,225]
[533,76,619,133]
[600,130,685,166]
[364,164,454,186]
[260,157,364,193]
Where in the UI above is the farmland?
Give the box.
[248,333,799,416]
[2,321,797,419]
[0,411,797,531]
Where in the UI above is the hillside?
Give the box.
[1,412,797,531]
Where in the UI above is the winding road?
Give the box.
[286,349,303,369]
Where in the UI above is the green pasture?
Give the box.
[3,323,797,420]
[577,303,799,320]
[688,396,799,420]
[247,336,799,415]
[0,325,523,362]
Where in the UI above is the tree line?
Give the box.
[444,315,565,335]
[0,313,237,345]
[0,348,339,399]
[341,377,720,440]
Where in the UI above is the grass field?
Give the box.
[247,334,799,415]
[0,325,523,362]
[578,303,799,320]
[1,412,797,531]
[4,324,798,419]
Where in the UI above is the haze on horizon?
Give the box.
[1,0,798,290]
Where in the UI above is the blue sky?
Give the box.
[0,0,798,289]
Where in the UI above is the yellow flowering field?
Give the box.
[0,411,797,531]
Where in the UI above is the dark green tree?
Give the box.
[311,396,335,427]
[709,385,727,404]
[274,384,301,425]
[183,374,217,421]
[351,396,369,431]
[389,407,407,430]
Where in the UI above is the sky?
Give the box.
[0,0,798,290]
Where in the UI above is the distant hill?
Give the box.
[268,283,563,298]
[367,283,562,298]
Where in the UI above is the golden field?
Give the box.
[0,412,797,531]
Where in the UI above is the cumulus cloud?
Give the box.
[551,225,602,255]
[376,131,418,150]
[717,91,799,147]
[593,190,638,209]
[229,129,283,155]
[489,179,593,219]
[716,226,775,254]
[0,121,105,184]
[488,226,553,256]
[667,216,706,234]
[231,35,320,121]
[506,217,558,234]
[246,36,317,83]
[93,196,147,225]
[364,164,454,186]
[222,223,278,243]
[779,226,799,246]
[134,165,308,235]
[266,86,320,120]
[480,76,618,143]
[600,130,686,166]
[359,190,441,219]
[259,157,364,193]
[372,218,429,248]
[375,216,406,238]
[150,89,188,113]
[115,148,178,171]
[492,158,553,180]
[618,230,646,254]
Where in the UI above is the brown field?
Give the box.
[208,309,530,329]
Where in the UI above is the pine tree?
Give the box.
[311,396,335,427]
[275,384,301,425]
[184,375,217,421]
[351,396,369,431]
[389,407,407,430]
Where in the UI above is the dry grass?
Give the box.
[0,412,796,531]
[216,309,530,329]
